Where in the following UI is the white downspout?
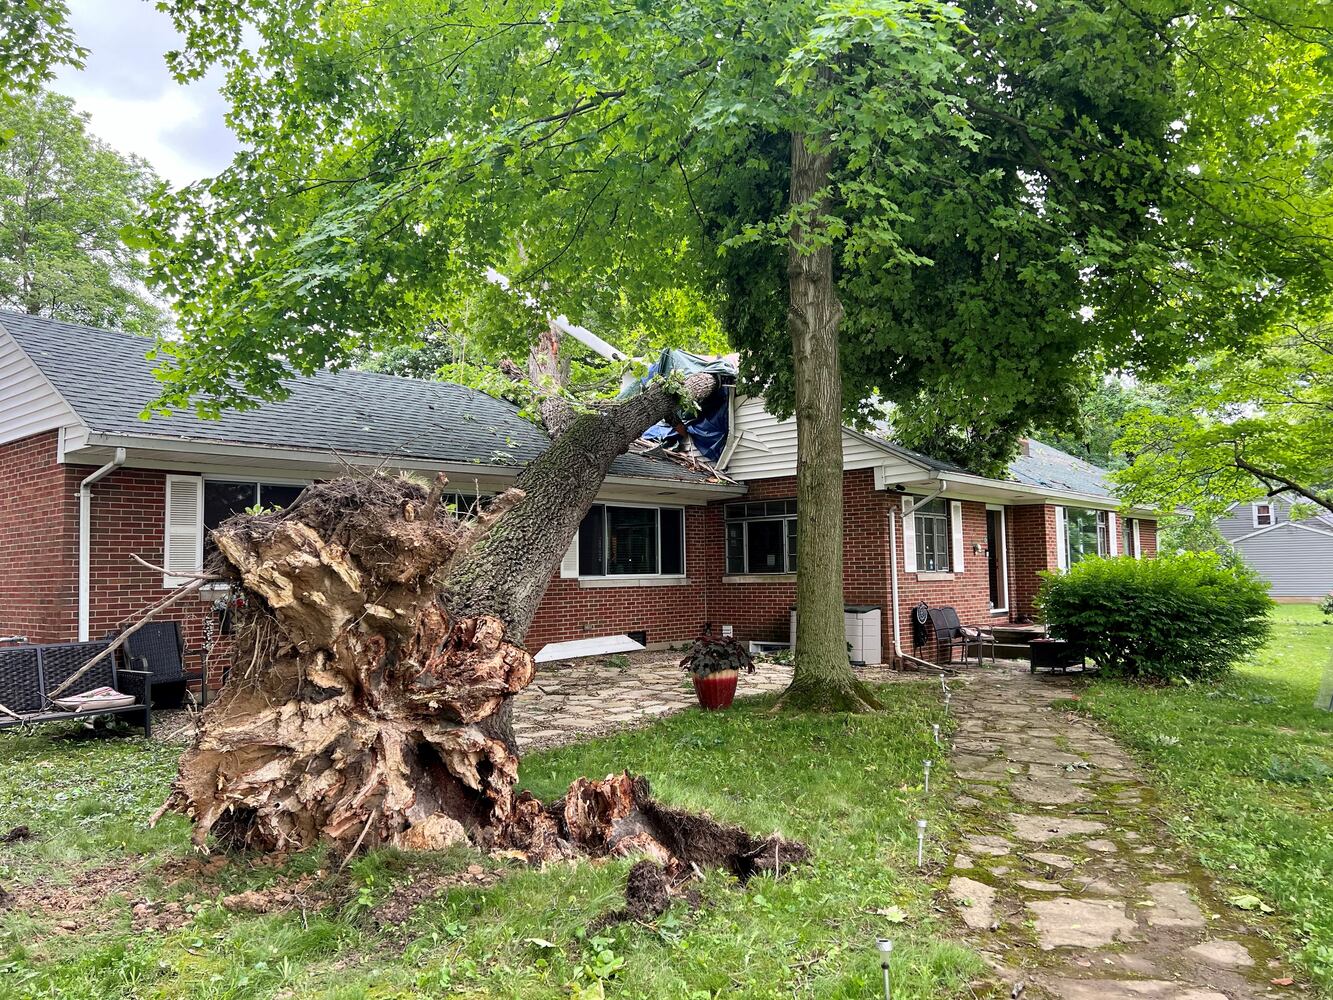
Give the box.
[889,493,950,672]
[78,447,126,641]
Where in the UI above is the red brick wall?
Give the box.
[1137,519,1158,557]
[0,432,79,642]
[698,469,896,659]
[1009,505,1059,617]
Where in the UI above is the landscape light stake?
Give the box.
[923,759,932,794]
[916,819,927,868]
[932,723,941,747]
[876,938,894,1000]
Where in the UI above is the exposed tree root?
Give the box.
[160,475,807,892]
[771,674,882,714]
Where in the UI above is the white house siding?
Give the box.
[1234,524,1333,599]
[723,395,922,482]
[0,327,76,446]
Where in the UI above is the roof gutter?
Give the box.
[79,447,125,641]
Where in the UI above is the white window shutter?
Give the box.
[1055,507,1069,570]
[1107,512,1118,556]
[950,501,965,572]
[1132,519,1142,559]
[901,501,917,573]
[559,533,579,578]
[163,476,204,588]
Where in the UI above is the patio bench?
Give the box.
[0,642,152,736]
[928,606,997,666]
[119,621,208,708]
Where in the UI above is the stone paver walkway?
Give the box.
[946,662,1296,999]
[512,652,793,752]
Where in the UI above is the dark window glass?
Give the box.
[578,505,606,576]
[204,481,259,531]
[726,522,745,574]
[260,483,304,511]
[660,508,684,575]
[1123,517,1135,557]
[1065,508,1104,566]
[746,519,785,573]
[724,500,797,574]
[606,506,657,575]
[914,498,950,572]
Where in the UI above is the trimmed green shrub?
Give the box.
[1037,552,1273,682]
[1319,592,1333,618]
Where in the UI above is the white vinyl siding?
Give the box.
[163,475,204,587]
[722,396,922,482]
[0,328,78,445]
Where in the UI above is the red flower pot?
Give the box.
[692,669,739,710]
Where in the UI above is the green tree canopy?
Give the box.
[0,90,164,333]
[1114,320,1333,517]
[0,0,86,104]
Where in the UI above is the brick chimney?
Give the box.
[1018,437,1031,457]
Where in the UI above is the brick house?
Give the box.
[0,313,1157,683]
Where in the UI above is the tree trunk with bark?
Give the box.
[779,129,880,713]
[159,364,805,875]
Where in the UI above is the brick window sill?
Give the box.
[914,571,956,582]
[722,574,797,584]
[577,576,691,589]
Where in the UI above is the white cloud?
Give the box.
[51,0,238,188]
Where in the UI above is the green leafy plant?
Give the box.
[1318,592,1333,619]
[1037,552,1273,682]
[680,633,756,679]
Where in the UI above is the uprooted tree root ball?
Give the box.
[158,475,807,895]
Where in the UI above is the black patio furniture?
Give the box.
[1028,637,1089,674]
[120,621,207,708]
[0,641,152,735]
[927,606,997,666]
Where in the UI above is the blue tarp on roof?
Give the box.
[620,348,736,462]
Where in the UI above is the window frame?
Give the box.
[913,497,951,573]
[724,499,798,575]
[577,501,687,579]
[202,476,310,532]
[1253,502,1274,528]
[1064,507,1110,567]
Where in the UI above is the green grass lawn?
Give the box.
[1076,603,1333,990]
[0,683,981,999]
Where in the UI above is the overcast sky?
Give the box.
[52,0,238,188]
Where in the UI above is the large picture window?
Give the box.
[577,504,684,577]
[724,500,797,574]
[913,498,951,572]
[1065,508,1109,566]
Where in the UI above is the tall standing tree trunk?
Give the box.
[779,129,878,712]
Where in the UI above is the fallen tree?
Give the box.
[159,359,805,877]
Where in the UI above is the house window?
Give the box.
[577,504,684,577]
[1122,516,1138,558]
[914,498,951,572]
[724,500,797,574]
[1253,503,1274,527]
[203,480,306,533]
[1065,508,1109,566]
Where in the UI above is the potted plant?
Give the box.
[681,632,755,710]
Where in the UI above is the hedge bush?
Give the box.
[1036,551,1273,682]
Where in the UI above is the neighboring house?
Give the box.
[0,313,1158,680]
[1215,496,1333,601]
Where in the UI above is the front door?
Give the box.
[986,508,1008,613]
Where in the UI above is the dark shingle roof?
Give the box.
[1007,438,1112,498]
[0,311,715,483]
